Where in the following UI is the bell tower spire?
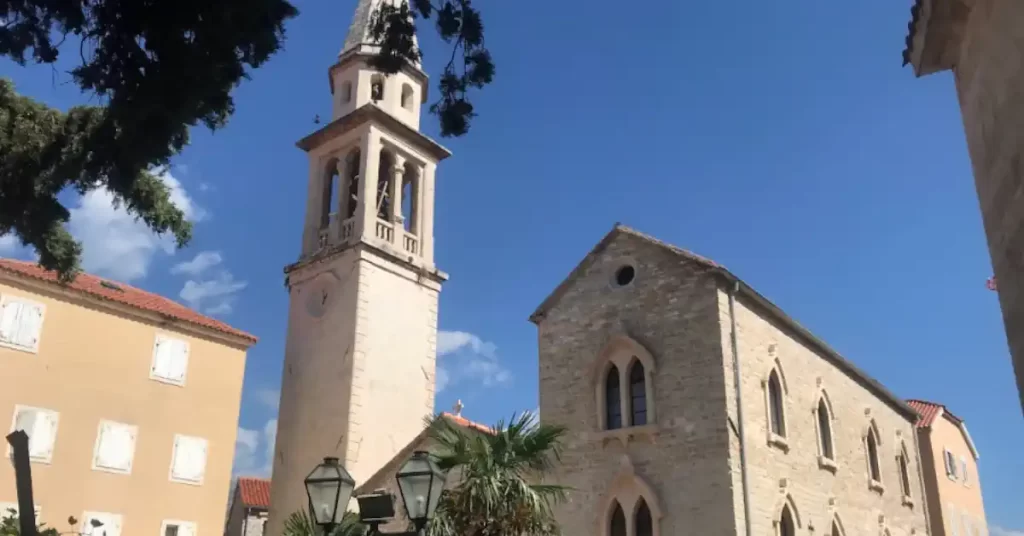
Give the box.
[266,0,450,532]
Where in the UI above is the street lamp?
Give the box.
[305,456,356,534]
[348,451,447,535]
[395,451,446,531]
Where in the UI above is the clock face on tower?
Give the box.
[305,276,335,318]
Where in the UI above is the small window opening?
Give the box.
[768,370,786,437]
[867,430,881,482]
[899,449,912,496]
[817,398,833,460]
[609,502,626,536]
[371,75,385,102]
[779,505,796,536]
[341,81,353,103]
[321,160,340,228]
[401,83,414,110]
[635,499,653,536]
[614,265,635,287]
[629,359,647,426]
[605,365,622,430]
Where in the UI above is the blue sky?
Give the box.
[3,0,1022,532]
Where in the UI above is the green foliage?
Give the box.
[369,0,495,137]
[424,412,569,536]
[282,510,367,536]
[0,508,59,536]
[0,0,298,279]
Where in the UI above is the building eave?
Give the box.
[0,269,257,349]
[296,104,451,162]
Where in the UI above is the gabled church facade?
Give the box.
[531,225,930,536]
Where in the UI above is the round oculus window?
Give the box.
[614,265,636,287]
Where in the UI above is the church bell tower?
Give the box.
[266,0,450,530]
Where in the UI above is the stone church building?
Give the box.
[531,225,928,536]
[265,1,934,535]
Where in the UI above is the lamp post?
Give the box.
[304,457,356,535]
[307,451,446,536]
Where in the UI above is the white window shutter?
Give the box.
[172,436,207,482]
[13,303,43,350]
[179,522,196,536]
[167,339,189,383]
[29,411,57,460]
[961,457,969,484]
[95,422,135,472]
[0,301,22,343]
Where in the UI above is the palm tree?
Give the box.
[282,510,366,536]
[425,411,568,536]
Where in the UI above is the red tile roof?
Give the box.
[0,259,257,344]
[907,399,963,428]
[237,477,271,509]
[441,412,495,435]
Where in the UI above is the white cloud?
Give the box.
[992,526,1024,536]
[436,330,511,393]
[0,234,18,254]
[254,388,281,412]
[171,251,223,276]
[233,418,278,478]
[179,270,247,315]
[68,170,205,281]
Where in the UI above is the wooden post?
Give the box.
[5,430,38,536]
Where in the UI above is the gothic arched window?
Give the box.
[605,365,622,430]
[817,397,834,461]
[778,504,796,536]
[321,159,340,229]
[867,428,882,483]
[609,501,626,536]
[629,359,647,426]
[831,519,843,536]
[377,150,393,220]
[635,499,653,536]
[768,369,786,437]
[898,442,912,498]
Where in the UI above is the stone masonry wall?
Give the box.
[953,0,1024,414]
[536,234,737,536]
[719,288,929,536]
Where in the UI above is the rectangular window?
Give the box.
[945,450,959,480]
[960,456,969,485]
[81,511,122,536]
[8,405,59,463]
[170,435,208,484]
[150,335,190,386]
[0,296,45,353]
[92,421,137,474]
[162,520,196,536]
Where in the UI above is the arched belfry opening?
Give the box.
[377,149,394,220]
[401,163,420,234]
[344,148,361,219]
[320,158,341,230]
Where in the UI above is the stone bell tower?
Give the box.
[266,0,450,530]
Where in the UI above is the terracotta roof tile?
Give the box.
[237,477,272,509]
[907,399,963,428]
[441,412,495,435]
[0,259,256,344]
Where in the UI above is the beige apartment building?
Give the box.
[907,400,988,536]
[531,225,929,536]
[0,259,256,536]
[902,0,1024,414]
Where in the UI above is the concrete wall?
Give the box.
[951,0,1024,414]
[0,277,247,536]
[721,289,929,536]
[917,418,988,536]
